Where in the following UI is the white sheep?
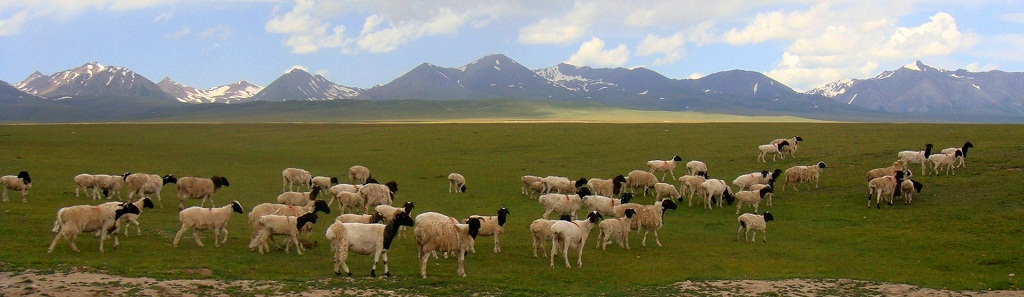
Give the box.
[928,150,963,176]
[686,160,708,176]
[748,182,776,207]
[99,197,155,236]
[327,183,363,208]
[126,173,176,208]
[414,212,482,278]
[359,181,398,213]
[866,160,909,181]
[581,193,632,217]
[900,179,924,205]
[520,175,544,196]
[941,141,973,168]
[654,182,681,201]
[736,212,774,243]
[375,201,415,236]
[1,171,32,203]
[247,200,331,245]
[734,187,772,214]
[448,173,467,193]
[757,141,790,162]
[282,168,312,192]
[173,201,245,247]
[277,186,323,206]
[624,170,658,196]
[611,199,678,247]
[700,178,735,209]
[586,175,626,197]
[311,176,338,196]
[538,188,592,219]
[678,174,707,207]
[175,176,230,210]
[898,143,934,176]
[868,171,906,209]
[73,173,96,198]
[91,173,127,200]
[596,208,635,250]
[348,165,371,184]
[48,202,140,253]
[465,208,509,253]
[771,136,803,158]
[326,211,415,277]
[335,213,385,224]
[647,155,683,181]
[249,212,319,255]
[733,169,781,192]
[550,211,602,268]
[542,176,576,194]
[334,191,365,214]
[782,162,827,191]
[528,214,573,258]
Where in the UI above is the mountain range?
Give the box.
[2,55,1023,122]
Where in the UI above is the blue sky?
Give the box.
[1,0,1022,91]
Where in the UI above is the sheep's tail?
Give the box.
[52,209,65,232]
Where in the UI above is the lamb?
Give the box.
[374,201,415,237]
[736,212,774,243]
[866,160,909,181]
[771,136,803,158]
[782,162,827,191]
[448,173,467,193]
[173,201,245,247]
[596,208,635,250]
[247,199,331,244]
[92,173,127,200]
[757,141,790,162]
[520,175,544,196]
[732,170,780,192]
[678,174,707,207]
[612,199,678,247]
[359,181,398,213]
[48,202,141,253]
[465,208,510,253]
[311,176,339,197]
[175,176,229,210]
[898,143,934,176]
[928,150,963,176]
[126,173,176,208]
[582,193,632,217]
[249,212,319,255]
[99,197,155,236]
[528,214,573,258]
[586,175,626,197]
[348,165,371,184]
[868,171,905,209]
[748,181,776,207]
[941,141,973,168]
[647,155,683,181]
[414,212,482,278]
[282,168,312,192]
[654,182,681,201]
[624,170,658,196]
[686,160,708,176]
[550,211,602,268]
[1,171,32,203]
[538,187,592,219]
[734,187,772,214]
[701,178,735,209]
[328,183,363,209]
[525,181,546,199]
[73,174,96,198]
[335,212,385,224]
[277,186,323,206]
[334,191,365,214]
[542,176,577,194]
[900,179,924,205]
[326,211,415,277]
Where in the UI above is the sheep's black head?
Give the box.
[497,207,510,226]
[620,193,633,204]
[777,141,790,151]
[672,155,683,162]
[911,180,924,193]
[460,185,467,192]
[759,170,770,178]
[393,211,415,227]
[231,200,244,214]
[613,175,626,184]
[370,212,386,224]
[312,199,332,215]
[330,177,339,184]
[212,176,229,188]
[17,171,31,184]
[697,171,708,178]
[162,174,177,185]
[122,172,132,180]
[763,212,774,222]
[402,201,416,214]
[623,208,636,218]
[759,186,773,197]
[586,211,602,223]
[771,169,783,180]
[794,136,803,142]
[660,199,678,211]
[954,150,963,158]
[817,162,828,169]
[309,185,322,198]
[723,189,736,205]
[577,187,592,197]
[558,214,573,221]
[466,217,482,239]
[575,177,588,188]
[141,197,155,209]
[385,181,398,193]
[366,177,379,184]
[115,202,142,219]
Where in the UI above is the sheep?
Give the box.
[624,170,658,196]
[733,170,780,192]
[248,199,331,245]
[928,150,963,176]
[898,143,934,176]
[48,202,141,253]
[550,211,602,268]
[542,176,577,194]
[701,178,735,209]
[678,174,707,207]
[596,208,635,250]
[91,173,127,200]
[335,212,385,224]
[654,182,681,201]
[375,201,415,237]
[647,155,683,181]
[686,160,708,176]
[612,199,678,247]
[520,175,544,195]
[782,162,827,191]
[99,197,155,236]
[465,208,510,253]
[866,160,909,181]
[73,174,96,198]
[900,179,924,205]
[582,193,632,217]
[348,165,371,184]
[173,201,245,247]
[311,176,338,195]
[359,181,398,213]
[586,175,626,197]
[757,141,790,162]
[772,136,803,158]
[326,211,415,277]
[414,212,482,278]
[526,181,546,199]
[736,212,774,243]
[282,168,312,192]
[734,187,772,214]
[538,187,592,219]
[448,173,467,193]
[1,171,32,203]
[868,171,905,209]
[529,214,573,258]
[277,186,323,206]
[328,183,364,209]
[748,181,776,207]
[334,191,365,214]
[126,173,176,208]
[249,212,319,255]
[175,176,229,210]
[941,141,973,168]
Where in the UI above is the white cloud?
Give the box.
[357,7,466,53]
[0,9,29,36]
[636,32,684,65]
[565,37,630,68]
[1001,12,1024,23]
[286,65,307,73]
[687,72,705,79]
[153,8,172,22]
[200,24,232,42]
[518,18,584,44]
[169,27,190,39]
[265,0,348,54]
[964,62,998,72]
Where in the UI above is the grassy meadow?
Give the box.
[0,123,1021,295]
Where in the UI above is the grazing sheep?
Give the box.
[73,174,96,198]
[757,141,790,162]
[686,160,708,176]
[448,173,467,193]
[465,208,510,253]
[550,211,602,268]
[328,183,364,208]
[736,212,774,243]
[612,199,678,247]
[375,201,415,236]
[678,174,708,207]
[282,168,312,192]
[748,181,776,207]
[734,187,772,214]
[928,150,963,176]
[326,211,415,277]
[866,160,909,181]
[1,171,32,203]
[586,175,626,198]
[414,212,482,278]
[538,188,592,219]
[782,162,827,191]
[173,201,245,247]
[647,155,683,181]
[898,144,934,176]
[348,165,371,184]
[526,181,546,199]
[596,208,636,250]
[311,176,339,197]
[520,175,544,195]
[733,170,778,192]
[92,173,127,200]
[99,197,155,236]
[277,186,323,206]
[175,176,229,210]
[772,136,803,158]
[542,176,577,194]
[868,171,905,209]
[250,212,319,255]
[701,178,735,209]
[334,191,365,214]
[654,182,681,201]
[900,179,924,205]
[582,193,632,217]
[529,214,573,258]
[624,170,658,196]
[48,202,141,253]
[335,212,385,224]
[248,200,331,244]
[941,141,973,168]
[359,181,398,213]
[126,174,176,208]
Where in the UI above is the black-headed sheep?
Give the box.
[1,171,32,203]
[277,186,323,206]
[927,150,963,176]
[448,173,467,193]
[126,173,176,208]
[782,162,827,191]
[175,176,229,210]
[611,199,677,247]
[758,141,789,162]
[736,212,774,243]
[771,136,803,158]
[414,212,482,278]
[326,211,415,277]
[701,178,735,209]
[900,179,924,205]
[624,170,658,196]
[898,143,934,176]
[586,175,626,197]
[73,173,95,198]
[92,173,128,200]
[99,197,155,236]
[581,193,632,217]
[734,187,772,214]
[866,160,909,181]
[359,181,398,213]
[529,214,573,258]
[732,169,781,192]
[686,160,708,176]
[465,208,509,253]
[941,141,973,168]
[550,211,602,268]
[282,168,312,192]
[48,202,140,253]
[173,201,244,247]
[348,165,371,184]
[596,208,635,250]
[647,155,683,181]
[311,176,339,197]
[250,212,319,255]
[538,188,592,219]
[868,171,905,209]
[678,173,707,207]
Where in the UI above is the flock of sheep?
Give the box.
[0,136,976,279]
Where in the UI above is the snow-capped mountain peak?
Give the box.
[158,77,263,104]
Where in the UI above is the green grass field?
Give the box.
[0,123,1021,295]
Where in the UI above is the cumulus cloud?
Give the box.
[518,18,584,44]
[636,32,685,65]
[565,37,630,67]
[265,0,348,54]
[357,7,466,53]
[0,9,30,36]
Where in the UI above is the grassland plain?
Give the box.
[0,123,1021,296]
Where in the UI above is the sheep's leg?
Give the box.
[370,248,382,277]
[98,232,107,253]
[292,234,303,255]
[1,189,7,202]
[549,240,559,268]
[762,230,768,243]
[735,225,743,241]
[576,240,586,267]
[213,228,222,247]
[457,250,467,277]
[193,229,205,247]
[641,231,649,246]
[623,232,630,249]
[173,225,188,247]
[493,234,501,253]
[131,218,141,236]
[418,250,430,279]
[48,232,67,253]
